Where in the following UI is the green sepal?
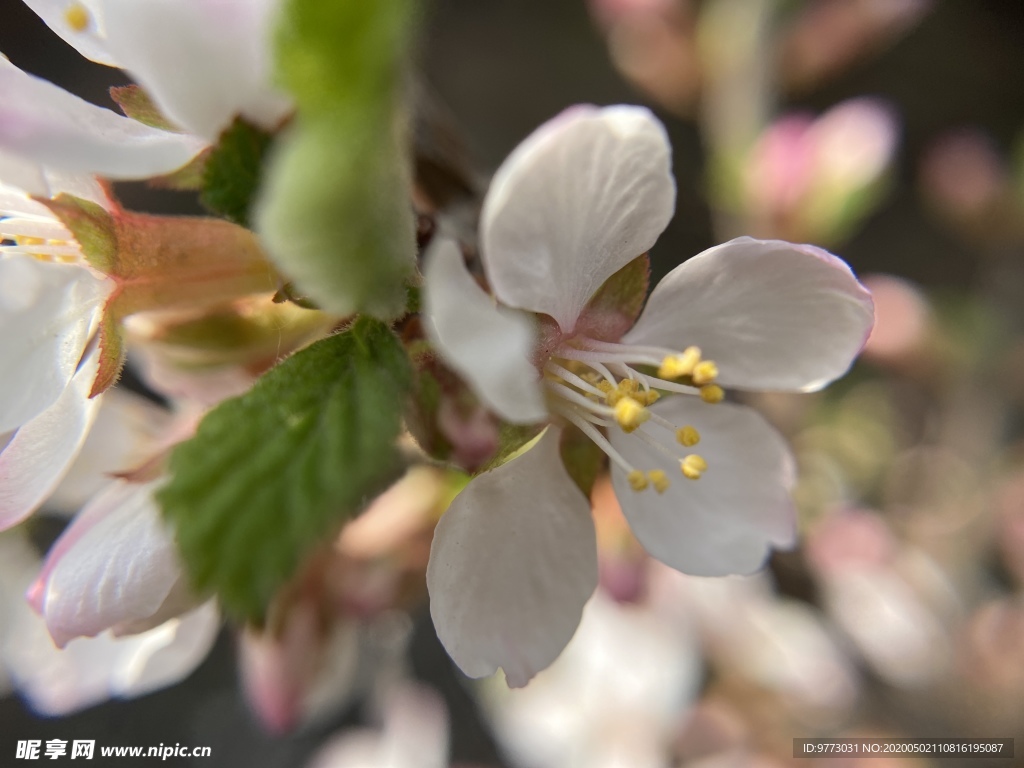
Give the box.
[480,422,545,473]
[37,194,117,274]
[158,318,412,622]
[576,254,651,341]
[109,85,179,131]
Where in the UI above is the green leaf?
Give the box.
[201,119,273,227]
[255,0,418,320]
[158,318,412,622]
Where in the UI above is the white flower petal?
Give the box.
[423,239,546,424]
[0,56,204,181]
[21,0,119,66]
[427,428,597,687]
[0,149,48,197]
[481,105,675,332]
[610,398,796,576]
[37,480,185,648]
[625,237,874,391]
[0,346,102,531]
[0,258,110,433]
[93,0,291,140]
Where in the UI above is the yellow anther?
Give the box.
[680,454,708,480]
[15,236,46,247]
[700,384,725,404]
[648,470,670,493]
[64,2,91,31]
[692,360,719,385]
[614,398,650,432]
[596,380,614,394]
[619,379,639,395]
[627,470,649,491]
[658,346,701,380]
[676,425,700,447]
[640,389,661,406]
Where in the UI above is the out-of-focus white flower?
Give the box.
[485,590,701,768]
[307,682,449,768]
[0,175,118,530]
[21,0,291,142]
[650,567,859,723]
[423,105,873,686]
[0,530,218,716]
[806,510,953,688]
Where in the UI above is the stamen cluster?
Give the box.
[542,337,724,494]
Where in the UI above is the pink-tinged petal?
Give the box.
[481,105,676,332]
[0,346,102,531]
[423,239,546,424]
[240,610,361,735]
[36,480,186,647]
[93,0,291,140]
[0,57,205,182]
[0,258,110,433]
[427,428,598,687]
[625,237,874,391]
[610,398,796,576]
[21,0,119,66]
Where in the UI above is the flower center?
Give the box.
[542,336,725,494]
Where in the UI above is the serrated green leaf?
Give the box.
[255,0,418,320]
[158,318,412,621]
[201,119,273,227]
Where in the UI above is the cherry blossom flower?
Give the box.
[423,105,874,686]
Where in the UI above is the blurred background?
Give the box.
[3,0,1024,765]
